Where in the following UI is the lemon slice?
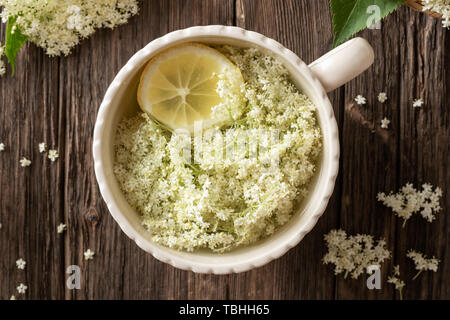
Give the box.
[138,43,243,133]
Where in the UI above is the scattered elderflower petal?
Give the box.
[38,142,46,153]
[16,258,26,270]
[0,0,140,57]
[377,183,442,227]
[84,249,95,260]
[0,142,5,151]
[378,92,388,103]
[354,94,367,105]
[323,229,390,279]
[48,149,59,162]
[387,265,405,300]
[413,98,424,108]
[10,295,16,300]
[381,117,390,129]
[407,250,440,280]
[20,157,31,167]
[57,223,67,234]
[16,283,27,294]
[393,264,400,276]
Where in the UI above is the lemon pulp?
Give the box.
[137,43,243,133]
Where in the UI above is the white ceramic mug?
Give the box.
[93,25,374,274]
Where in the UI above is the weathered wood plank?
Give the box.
[394,7,449,300]
[0,30,66,299]
[337,6,449,299]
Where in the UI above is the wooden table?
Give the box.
[0,0,448,300]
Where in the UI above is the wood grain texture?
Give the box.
[394,6,449,299]
[0,0,448,300]
[0,30,66,299]
[337,5,449,299]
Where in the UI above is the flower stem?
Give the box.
[412,270,422,280]
[150,116,173,134]
[185,162,203,175]
[399,288,403,300]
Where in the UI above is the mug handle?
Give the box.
[308,37,374,93]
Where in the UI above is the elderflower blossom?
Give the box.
[38,142,46,153]
[322,229,390,279]
[20,157,31,167]
[0,0,139,57]
[84,249,95,260]
[387,265,405,299]
[114,46,322,253]
[407,250,440,279]
[413,98,424,108]
[16,283,27,294]
[378,92,388,103]
[57,223,67,234]
[377,183,442,227]
[354,95,367,105]
[380,117,390,129]
[48,149,59,162]
[421,0,450,28]
[15,258,26,270]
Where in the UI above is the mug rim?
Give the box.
[93,25,340,274]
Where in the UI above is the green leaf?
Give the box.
[5,16,28,75]
[331,0,405,47]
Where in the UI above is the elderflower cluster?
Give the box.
[407,250,440,279]
[387,265,405,299]
[114,46,322,252]
[322,229,391,279]
[0,0,139,56]
[422,0,450,28]
[377,183,442,226]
